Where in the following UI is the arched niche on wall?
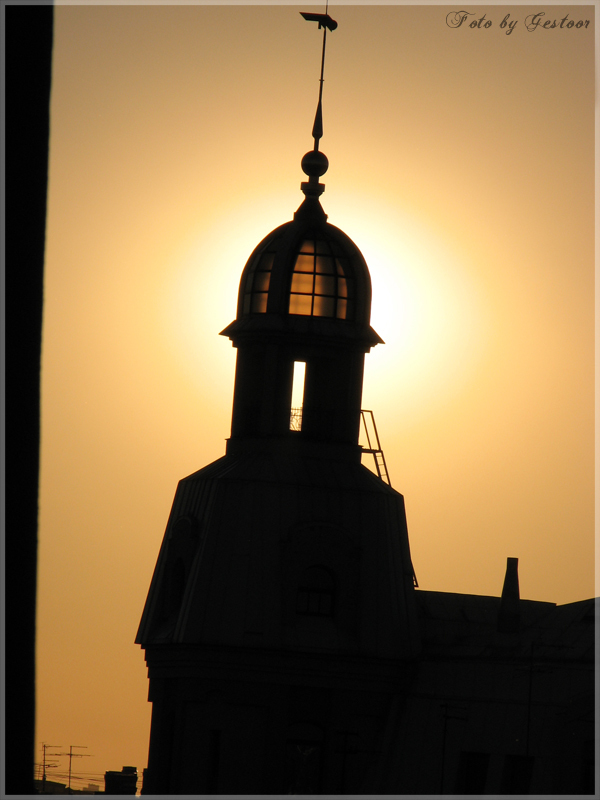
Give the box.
[151,515,201,639]
[284,722,325,794]
[280,523,360,646]
[296,565,336,617]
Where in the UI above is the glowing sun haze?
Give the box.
[37,3,594,790]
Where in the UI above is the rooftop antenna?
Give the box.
[58,745,92,792]
[300,5,337,152]
[298,6,338,201]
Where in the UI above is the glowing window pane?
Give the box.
[299,239,315,254]
[259,252,275,270]
[251,293,268,313]
[253,271,271,292]
[243,243,277,315]
[313,295,335,317]
[294,254,314,273]
[315,256,335,274]
[291,273,314,293]
[289,294,312,315]
[314,275,335,296]
[287,236,354,321]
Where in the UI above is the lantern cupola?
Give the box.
[221,13,382,455]
[221,154,383,453]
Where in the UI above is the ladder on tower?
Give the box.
[360,410,391,486]
[360,410,419,588]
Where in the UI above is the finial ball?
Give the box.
[301,150,329,177]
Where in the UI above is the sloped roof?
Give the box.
[415,590,595,661]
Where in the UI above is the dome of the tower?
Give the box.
[222,193,382,347]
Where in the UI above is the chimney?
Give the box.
[497,557,520,633]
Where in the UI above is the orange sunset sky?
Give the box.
[36,2,595,789]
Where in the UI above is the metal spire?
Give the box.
[300,7,337,152]
[297,7,337,208]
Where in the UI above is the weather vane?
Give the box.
[300,7,338,152]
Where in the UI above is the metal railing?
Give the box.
[290,407,303,431]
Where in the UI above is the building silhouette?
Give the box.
[104,766,138,795]
[137,15,595,795]
[6,5,53,792]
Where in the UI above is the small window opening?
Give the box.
[290,361,306,431]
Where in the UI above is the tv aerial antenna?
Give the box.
[57,744,93,793]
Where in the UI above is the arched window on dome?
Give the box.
[164,557,186,617]
[242,243,277,314]
[154,516,199,627]
[289,238,353,320]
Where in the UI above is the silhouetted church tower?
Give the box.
[137,13,420,793]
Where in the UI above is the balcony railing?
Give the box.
[289,407,303,431]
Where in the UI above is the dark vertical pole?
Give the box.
[5,3,54,793]
[42,745,47,794]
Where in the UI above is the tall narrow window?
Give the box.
[290,361,306,431]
